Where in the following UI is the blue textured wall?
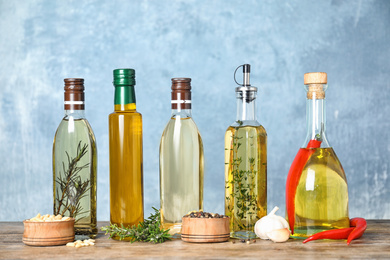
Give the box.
[0,0,389,221]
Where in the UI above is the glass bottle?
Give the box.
[53,78,97,238]
[225,64,267,239]
[109,69,144,238]
[286,72,349,238]
[159,78,204,236]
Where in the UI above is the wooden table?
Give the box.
[1,220,389,259]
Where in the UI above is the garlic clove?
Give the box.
[254,206,290,240]
[266,228,291,243]
[255,216,286,239]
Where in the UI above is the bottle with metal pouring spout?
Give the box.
[224,64,267,239]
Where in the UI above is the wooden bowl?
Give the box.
[181,216,230,243]
[23,219,75,246]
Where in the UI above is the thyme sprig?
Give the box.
[54,141,90,221]
[101,207,172,244]
[225,121,259,230]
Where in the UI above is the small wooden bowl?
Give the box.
[23,219,75,246]
[181,216,230,243]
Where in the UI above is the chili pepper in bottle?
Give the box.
[286,72,350,238]
[286,138,321,235]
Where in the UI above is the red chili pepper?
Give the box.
[303,227,354,243]
[307,139,322,148]
[347,218,367,245]
[303,217,367,245]
[286,139,321,234]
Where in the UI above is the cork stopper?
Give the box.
[304,72,327,99]
[171,78,191,110]
[64,78,84,110]
[304,72,327,85]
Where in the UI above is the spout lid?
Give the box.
[234,64,257,92]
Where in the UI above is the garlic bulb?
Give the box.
[254,206,290,242]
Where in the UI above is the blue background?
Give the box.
[0,0,389,221]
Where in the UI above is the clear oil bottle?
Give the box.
[53,78,97,239]
[286,72,349,238]
[225,64,267,239]
[159,78,204,237]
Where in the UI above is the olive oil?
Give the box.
[293,147,349,238]
[224,64,267,239]
[109,104,143,227]
[109,69,143,238]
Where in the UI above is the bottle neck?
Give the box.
[304,97,330,148]
[114,85,136,111]
[64,109,85,119]
[236,90,257,123]
[171,109,192,118]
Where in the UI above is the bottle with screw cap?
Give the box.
[225,64,267,239]
[286,72,349,238]
[109,69,144,238]
[53,78,98,238]
[159,78,204,237]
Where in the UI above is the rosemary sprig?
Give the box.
[101,207,172,244]
[54,141,90,221]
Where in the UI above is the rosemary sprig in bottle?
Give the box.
[54,141,90,221]
[101,207,172,244]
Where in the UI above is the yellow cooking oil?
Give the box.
[109,103,144,240]
[224,125,267,239]
[293,147,349,238]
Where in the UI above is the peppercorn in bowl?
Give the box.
[181,211,230,243]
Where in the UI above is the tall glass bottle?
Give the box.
[286,72,349,238]
[109,69,143,237]
[53,78,97,238]
[225,64,267,239]
[160,78,204,236]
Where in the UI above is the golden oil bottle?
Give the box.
[286,72,349,238]
[109,69,143,239]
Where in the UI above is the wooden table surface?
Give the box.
[1,220,389,259]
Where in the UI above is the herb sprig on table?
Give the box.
[101,207,171,244]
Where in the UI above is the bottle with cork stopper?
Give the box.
[286,72,349,238]
[159,78,204,237]
[53,78,98,239]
